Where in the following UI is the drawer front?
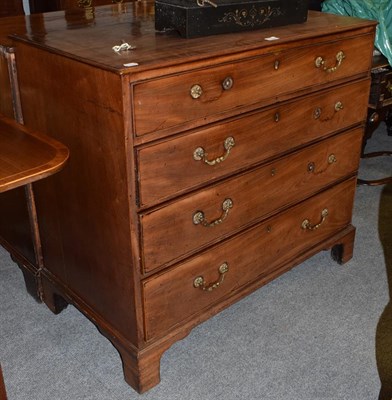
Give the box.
[143,178,356,341]
[133,34,373,137]
[140,128,362,273]
[137,79,369,207]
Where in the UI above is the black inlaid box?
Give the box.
[155,0,309,38]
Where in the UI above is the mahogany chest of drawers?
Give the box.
[1,4,376,394]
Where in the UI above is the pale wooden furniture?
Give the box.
[0,114,67,400]
[0,4,376,394]
[0,8,69,297]
[0,115,69,192]
[0,11,67,395]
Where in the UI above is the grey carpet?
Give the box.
[1,124,391,400]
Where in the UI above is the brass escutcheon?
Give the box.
[193,262,229,291]
[222,76,234,90]
[193,199,233,227]
[302,208,329,230]
[315,50,345,73]
[307,162,315,173]
[193,136,235,166]
[190,84,203,99]
[313,107,322,119]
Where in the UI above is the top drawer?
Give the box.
[132,33,374,137]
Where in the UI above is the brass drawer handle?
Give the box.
[193,262,229,291]
[315,50,345,73]
[193,198,233,227]
[307,154,337,173]
[190,84,203,99]
[301,208,329,230]
[193,137,235,165]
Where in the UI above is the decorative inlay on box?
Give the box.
[155,0,308,37]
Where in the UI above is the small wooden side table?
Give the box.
[0,116,67,399]
[0,114,69,192]
[359,54,392,186]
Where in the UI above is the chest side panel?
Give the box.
[15,42,139,343]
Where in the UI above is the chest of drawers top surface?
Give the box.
[9,4,376,74]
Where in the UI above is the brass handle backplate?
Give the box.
[314,101,343,119]
[193,198,233,227]
[328,154,337,164]
[307,154,337,174]
[191,76,233,99]
[193,262,229,291]
[193,137,235,166]
[302,208,329,230]
[334,101,344,111]
[190,84,203,99]
[315,50,345,73]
